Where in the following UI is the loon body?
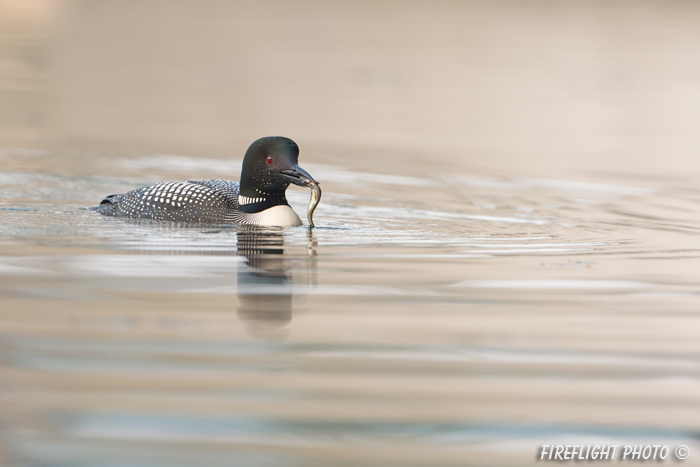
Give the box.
[93,137,319,227]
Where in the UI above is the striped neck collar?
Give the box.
[239,195,266,206]
[238,193,288,214]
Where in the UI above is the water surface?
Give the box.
[1,146,700,466]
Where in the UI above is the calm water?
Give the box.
[3,1,700,466]
[2,147,700,466]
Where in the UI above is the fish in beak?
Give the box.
[279,164,322,227]
[280,164,318,188]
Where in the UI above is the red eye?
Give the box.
[266,156,273,165]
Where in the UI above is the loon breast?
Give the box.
[243,205,301,227]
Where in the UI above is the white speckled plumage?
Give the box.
[93,136,317,227]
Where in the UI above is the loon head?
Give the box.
[239,136,317,213]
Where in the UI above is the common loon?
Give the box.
[93,136,320,227]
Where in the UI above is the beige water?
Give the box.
[2,1,700,466]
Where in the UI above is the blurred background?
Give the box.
[4,0,700,175]
[2,1,700,466]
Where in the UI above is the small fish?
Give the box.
[307,182,322,228]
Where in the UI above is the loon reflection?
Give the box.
[94,217,316,335]
[236,226,317,333]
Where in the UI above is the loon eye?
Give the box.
[266,156,273,165]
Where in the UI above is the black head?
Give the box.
[239,137,317,212]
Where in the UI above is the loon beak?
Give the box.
[280,164,318,188]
